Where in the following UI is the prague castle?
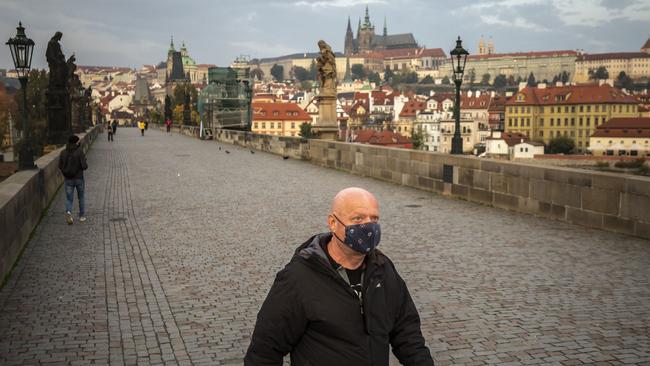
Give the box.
[344,6,418,55]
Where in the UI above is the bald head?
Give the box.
[329,187,379,226]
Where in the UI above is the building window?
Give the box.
[270,122,274,129]
[586,117,590,126]
[540,118,544,126]
[580,105,584,112]
[254,122,258,129]
[550,118,554,126]
[571,118,575,126]
[539,131,544,137]
[571,106,575,113]
[262,122,266,128]
[587,105,591,113]
[564,118,568,126]
[291,122,295,129]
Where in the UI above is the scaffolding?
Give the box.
[198,61,252,131]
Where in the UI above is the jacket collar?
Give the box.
[296,232,387,270]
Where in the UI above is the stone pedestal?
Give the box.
[313,95,338,140]
[46,89,71,144]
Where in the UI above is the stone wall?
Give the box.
[0,126,100,283]
[158,125,650,240]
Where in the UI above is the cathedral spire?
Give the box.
[344,16,355,55]
[383,16,387,37]
[169,35,175,53]
[363,5,371,28]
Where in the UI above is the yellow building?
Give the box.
[454,50,577,84]
[505,84,639,152]
[575,39,650,83]
[251,102,311,137]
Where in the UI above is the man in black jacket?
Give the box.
[58,135,88,225]
[245,187,434,366]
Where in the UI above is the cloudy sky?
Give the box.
[1,0,649,70]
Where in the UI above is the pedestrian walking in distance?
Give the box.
[245,187,434,366]
[138,120,146,136]
[59,135,88,225]
[165,118,172,134]
[111,119,117,135]
[107,121,113,141]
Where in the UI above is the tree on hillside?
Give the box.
[493,74,507,88]
[383,66,395,84]
[480,73,491,86]
[292,66,310,82]
[441,75,451,85]
[616,71,634,90]
[420,75,434,84]
[465,68,476,87]
[309,61,318,80]
[250,68,264,81]
[403,71,419,84]
[270,64,284,81]
[368,72,381,85]
[351,64,366,80]
[589,66,609,80]
[527,72,537,87]
[546,136,575,154]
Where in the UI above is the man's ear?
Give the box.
[327,214,336,232]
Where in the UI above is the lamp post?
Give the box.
[6,22,36,169]
[450,36,469,154]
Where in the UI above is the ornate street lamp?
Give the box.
[6,22,36,169]
[449,36,469,154]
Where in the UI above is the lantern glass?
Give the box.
[5,22,35,79]
[449,36,469,84]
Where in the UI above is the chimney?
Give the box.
[505,91,513,97]
[518,82,527,91]
[538,83,546,89]
[467,90,473,97]
[490,90,495,97]
[476,90,481,98]
[556,81,564,87]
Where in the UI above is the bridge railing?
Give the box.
[0,126,101,284]
[158,125,650,241]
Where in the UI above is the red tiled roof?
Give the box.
[577,52,650,61]
[591,117,650,138]
[468,50,577,61]
[252,102,311,121]
[399,100,426,117]
[460,94,491,109]
[506,84,637,106]
[486,132,530,147]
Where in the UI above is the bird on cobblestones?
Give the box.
[282,155,289,160]
[218,147,221,150]
[226,150,230,154]
[250,150,255,154]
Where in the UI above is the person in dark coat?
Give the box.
[111,120,117,134]
[245,187,434,366]
[58,135,88,224]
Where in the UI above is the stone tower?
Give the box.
[478,35,486,55]
[357,5,375,53]
[344,17,355,55]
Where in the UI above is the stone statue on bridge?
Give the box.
[46,31,73,144]
[313,40,338,139]
[316,40,337,97]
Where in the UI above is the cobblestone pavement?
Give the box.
[1,128,649,366]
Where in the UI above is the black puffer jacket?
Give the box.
[58,143,87,179]
[245,233,434,366]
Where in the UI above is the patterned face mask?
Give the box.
[332,214,381,254]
